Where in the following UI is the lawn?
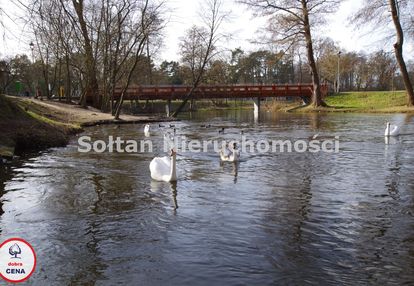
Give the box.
[325,90,408,110]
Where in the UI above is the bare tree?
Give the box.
[239,0,340,107]
[171,0,226,117]
[389,0,414,105]
[69,0,100,108]
[113,0,165,119]
[26,0,165,113]
[353,0,414,106]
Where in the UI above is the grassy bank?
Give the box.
[0,95,80,157]
[293,91,414,113]
[1,96,174,157]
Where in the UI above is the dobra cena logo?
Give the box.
[0,238,36,283]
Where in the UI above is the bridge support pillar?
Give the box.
[253,97,260,121]
[166,99,171,117]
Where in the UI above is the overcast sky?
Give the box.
[0,0,412,61]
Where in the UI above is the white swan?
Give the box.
[149,149,177,182]
[384,122,400,137]
[220,143,240,162]
[144,124,151,137]
[220,143,232,161]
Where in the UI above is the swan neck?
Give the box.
[231,148,238,161]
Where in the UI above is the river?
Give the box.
[0,110,413,285]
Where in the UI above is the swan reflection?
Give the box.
[220,161,239,183]
[150,180,178,211]
[385,136,398,145]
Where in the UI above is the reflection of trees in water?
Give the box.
[0,160,29,219]
[284,159,313,254]
[0,165,12,218]
[0,163,16,231]
[90,171,137,214]
[308,112,341,133]
[352,113,414,283]
[91,173,105,213]
[384,142,401,200]
[68,173,109,285]
[309,113,321,130]
[69,171,139,285]
[403,113,414,124]
[260,151,318,281]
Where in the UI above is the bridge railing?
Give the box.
[98,83,328,101]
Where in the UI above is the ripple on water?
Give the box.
[1,112,414,285]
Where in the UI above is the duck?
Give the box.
[149,149,177,182]
[384,122,400,137]
[144,124,150,137]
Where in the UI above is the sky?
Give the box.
[0,0,412,62]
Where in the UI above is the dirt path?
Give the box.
[8,96,171,126]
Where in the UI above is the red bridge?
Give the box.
[112,83,329,100]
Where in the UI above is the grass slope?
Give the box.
[0,95,79,155]
[294,91,414,113]
[326,91,408,110]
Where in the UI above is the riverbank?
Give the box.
[291,91,414,113]
[0,95,170,157]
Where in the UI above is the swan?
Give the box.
[384,122,400,137]
[231,143,241,162]
[144,124,150,137]
[220,143,232,161]
[220,143,240,162]
[149,149,177,182]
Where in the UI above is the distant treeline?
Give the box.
[1,0,413,112]
[1,41,412,98]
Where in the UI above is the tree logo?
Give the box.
[0,238,36,283]
[9,243,22,259]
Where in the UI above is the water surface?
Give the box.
[1,110,413,285]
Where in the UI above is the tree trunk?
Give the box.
[114,35,148,119]
[301,0,326,107]
[36,37,51,99]
[72,0,100,108]
[65,53,72,103]
[389,0,414,106]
